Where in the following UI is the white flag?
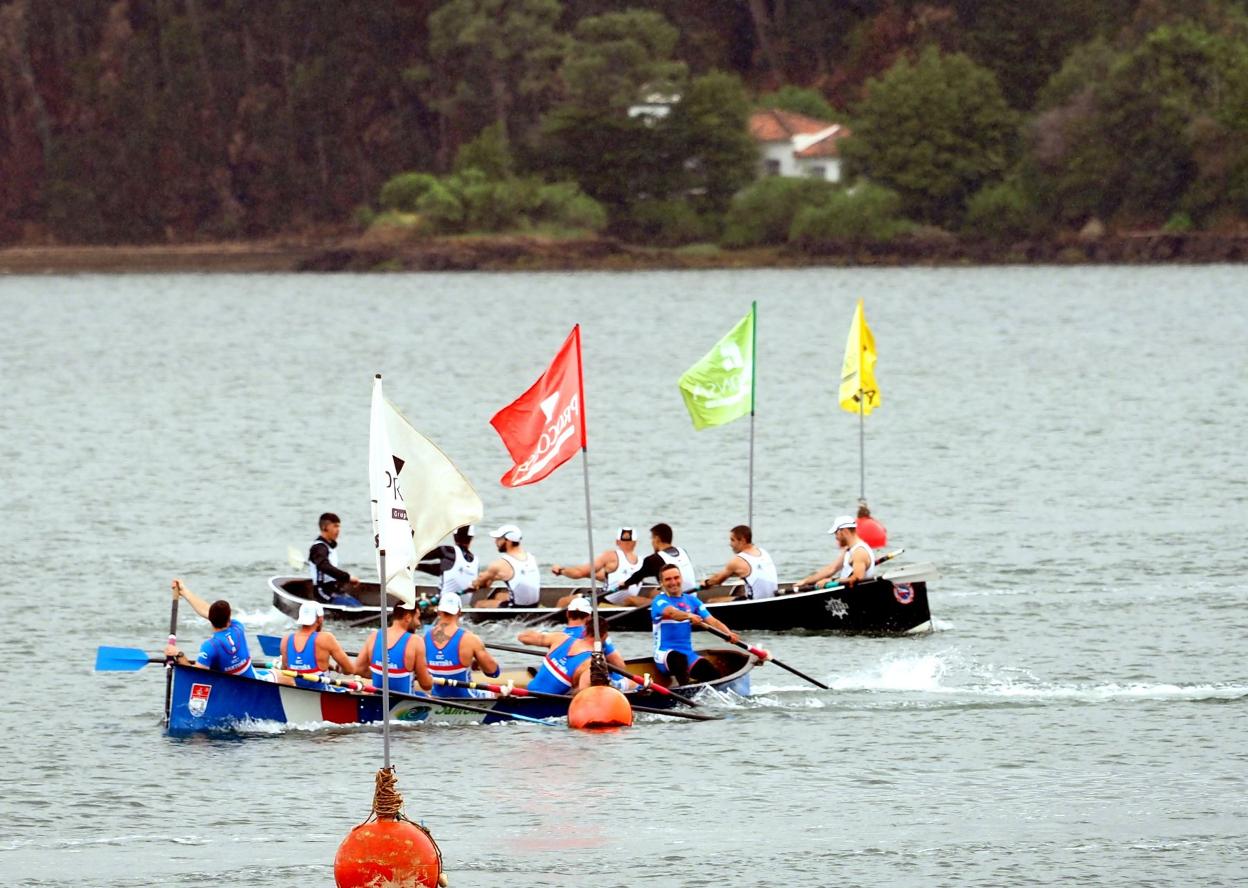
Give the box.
[369,375,483,607]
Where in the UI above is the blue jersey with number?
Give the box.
[650,592,709,658]
[370,630,413,695]
[425,626,471,698]
[527,636,592,694]
[562,625,616,656]
[197,619,257,679]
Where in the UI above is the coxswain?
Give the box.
[551,526,651,608]
[417,525,479,600]
[701,524,780,602]
[353,601,432,694]
[651,563,738,685]
[308,512,364,607]
[471,524,542,608]
[522,616,611,694]
[855,501,888,549]
[518,596,629,673]
[616,522,698,593]
[164,578,287,683]
[281,602,359,688]
[793,515,876,589]
[424,592,500,698]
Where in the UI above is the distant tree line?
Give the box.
[1,0,1247,245]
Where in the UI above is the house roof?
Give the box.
[795,125,849,159]
[749,108,840,142]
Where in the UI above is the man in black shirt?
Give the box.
[617,522,699,593]
[308,512,363,607]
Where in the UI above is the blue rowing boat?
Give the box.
[166,649,754,734]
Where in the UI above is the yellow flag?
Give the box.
[838,298,881,415]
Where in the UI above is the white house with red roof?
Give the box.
[748,108,850,182]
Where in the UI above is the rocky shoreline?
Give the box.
[2,231,1246,274]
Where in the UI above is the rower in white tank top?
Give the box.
[500,551,541,606]
[839,540,876,580]
[738,547,779,599]
[657,545,697,592]
[441,544,478,597]
[599,546,642,605]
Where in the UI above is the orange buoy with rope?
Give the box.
[568,683,633,729]
[335,767,446,888]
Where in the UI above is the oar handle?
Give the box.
[484,641,702,707]
[698,623,829,690]
[788,549,904,593]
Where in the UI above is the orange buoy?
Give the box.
[568,684,633,729]
[334,818,442,888]
[856,516,887,549]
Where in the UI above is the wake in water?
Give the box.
[741,649,1248,709]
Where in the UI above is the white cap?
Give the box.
[437,591,463,615]
[489,523,523,542]
[829,515,857,533]
[455,525,475,538]
[616,526,635,540]
[296,601,324,626]
[567,596,593,614]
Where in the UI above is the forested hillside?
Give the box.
[2,0,1247,247]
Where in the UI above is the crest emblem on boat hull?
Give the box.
[189,683,212,718]
[825,597,849,619]
[894,583,915,605]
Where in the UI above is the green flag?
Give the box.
[678,307,755,430]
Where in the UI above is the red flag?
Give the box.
[490,326,587,488]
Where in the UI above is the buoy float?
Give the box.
[856,516,887,549]
[335,767,444,888]
[335,819,442,888]
[568,684,633,729]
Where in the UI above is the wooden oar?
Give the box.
[164,592,179,724]
[431,676,721,722]
[696,624,829,690]
[484,641,704,708]
[786,549,905,593]
[267,668,557,728]
[261,634,705,711]
[96,646,165,671]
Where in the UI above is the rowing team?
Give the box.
[412,513,884,611]
[164,564,755,697]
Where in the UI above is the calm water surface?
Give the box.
[1,267,1245,887]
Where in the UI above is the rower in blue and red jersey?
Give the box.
[518,596,629,674]
[281,601,359,689]
[651,563,738,685]
[521,616,610,694]
[353,601,432,695]
[163,578,288,683]
[424,592,499,698]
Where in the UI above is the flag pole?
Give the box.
[858,392,865,502]
[378,548,391,769]
[748,300,757,529]
[572,326,600,648]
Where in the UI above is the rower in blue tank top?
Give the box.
[281,602,357,690]
[423,593,500,698]
[352,602,432,696]
[650,563,739,685]
[521,614,615,695]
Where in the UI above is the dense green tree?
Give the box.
[428,0,567,155]
[1025,19,1248,227]
[666,71,758,213]
[757,85,835,120]
[841,47,1018,225]
[560,8,687,110]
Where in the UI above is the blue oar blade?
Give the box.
[95,646,158,672]
[257,634,282,657]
